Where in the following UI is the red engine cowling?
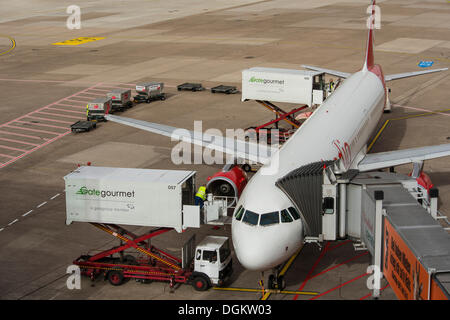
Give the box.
[415,171,433,193]
[206,166,248,202]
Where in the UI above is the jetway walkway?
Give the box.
[276,163,450,300]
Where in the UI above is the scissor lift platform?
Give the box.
[73,222,233,291]
[74,224,189,288]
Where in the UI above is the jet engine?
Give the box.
[408,161,433,194]
[206,165,248,207]
[415,171,433,193]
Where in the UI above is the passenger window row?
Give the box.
[235,206,301,226]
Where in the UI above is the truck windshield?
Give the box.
[219,241,230,262]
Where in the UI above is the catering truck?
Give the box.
[241,67,326,106]
[64,166,200,232]
[64,166,233,291]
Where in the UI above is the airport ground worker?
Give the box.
[195,186,207,208]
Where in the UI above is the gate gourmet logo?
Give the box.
[249,76,284,85]
[76,186,135,198]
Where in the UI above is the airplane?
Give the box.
[106,1,449,290]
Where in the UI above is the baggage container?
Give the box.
[107,89,132,112]
[64,166,199,232]
[87,97,112,121]
[134,82,165,103]
[242,67,325,106]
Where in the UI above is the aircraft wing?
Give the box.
[357,143,450,172]
[301,65,351,78]
[384,68,448,81]
[105,115,273,164]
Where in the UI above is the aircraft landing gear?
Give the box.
[268,267,286,291]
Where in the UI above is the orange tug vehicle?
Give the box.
[74,223,233,291]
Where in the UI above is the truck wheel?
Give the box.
[107,270,124,286]
[160,95,166,101]
[242,164,251,173]
[146,99,150,103]
[192,276,209,291]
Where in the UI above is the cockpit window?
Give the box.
[288,207,301,220]
[260,211,280,226]
[280,209,293,223]
[242,210,259,226]
[235,206,245,221]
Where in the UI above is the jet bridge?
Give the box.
[276,162,450,300]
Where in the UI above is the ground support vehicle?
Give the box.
[73,223,233,291]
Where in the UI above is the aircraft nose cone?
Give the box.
[232,220,294,271]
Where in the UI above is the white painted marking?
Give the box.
[8,219,19,226]
[50,193,61,200]
[0,228,4,232]
[37,201,47,208]
[22,210,33,217]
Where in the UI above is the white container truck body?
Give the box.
[241,67,325,106]
[64,167,198,232]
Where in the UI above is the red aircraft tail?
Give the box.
[364,0,376,70]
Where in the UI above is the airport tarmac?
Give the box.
[0,0,449,300]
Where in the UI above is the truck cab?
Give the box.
[192,236,233,290]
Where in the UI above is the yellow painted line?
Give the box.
[280,247,302,276]
[0,34,16,56]
[261,247,304,300]
[261,291,271,300]
[367,107,450,152]
[52,37,105,46]
[213,287,318,296]
[214,287,263,293]
[390,108,450,121]
[367,119,390,152]
[277,290,318,295]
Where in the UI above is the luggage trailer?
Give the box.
[73,223,233,291]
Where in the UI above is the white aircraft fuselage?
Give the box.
[232,69,386,271]
[104,1,449,274]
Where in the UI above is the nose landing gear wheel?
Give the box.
[268,274,285,290]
